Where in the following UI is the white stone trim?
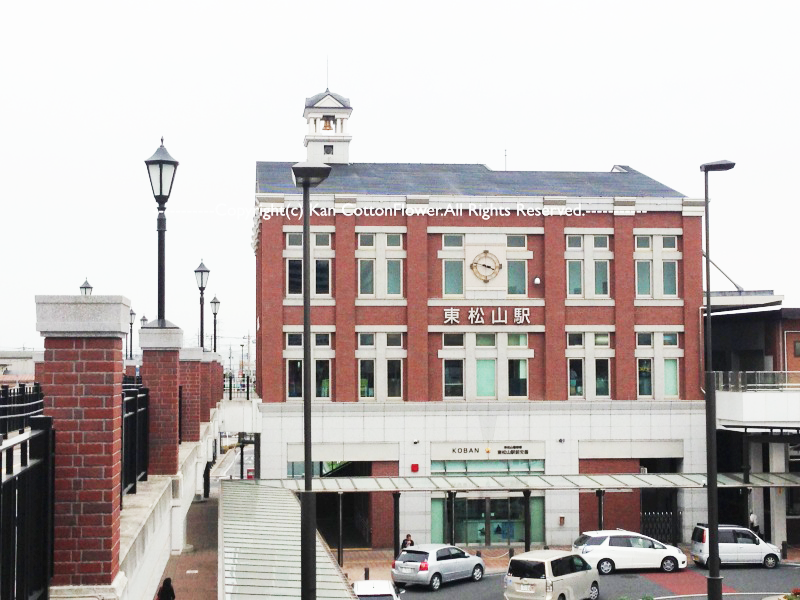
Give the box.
[283,298,336,306]
[282,224,337,233]
[355,225,407,233]
[355,333,407,402]
[565,324,616,332]
[564,299,616,307]
[139,326,184,350]
[633,299,685,307]
[428,226,544,234]
[35,295,131,338]
[354,325,408,332]
[428,298,544,307]
[563,227,615,234]
[633,325,685,332]
[430,325,545,333]
[355,299,408,307]
[579,439,685,459]
[633,228,684,235]
[283,325,337,333]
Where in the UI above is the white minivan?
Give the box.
[690,523,780,568]
[503,550,599,600]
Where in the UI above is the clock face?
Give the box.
[470,250,502,282]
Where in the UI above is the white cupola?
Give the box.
[303,89,352,164]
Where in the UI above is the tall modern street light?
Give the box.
[80,279,92,296]
[195,261,210,349]
[145,138,179,325]
[292,161,331,600]
[700,159,735,600]
[128,308,136,359]
[211,296,220,352]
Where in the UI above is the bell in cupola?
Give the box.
[322,116,334,131]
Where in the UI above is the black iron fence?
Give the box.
[122,374,142,386]
[224,375,253,400]
[0,415,55,600]
[641,510,682,546]
[0,383,45,437]
[121,387,149,503]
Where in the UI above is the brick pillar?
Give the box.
[179,349,202,442]
[614,212,636,399]
[544,213,567,400]
[334,206,357,402]
[200,354,217,421]
[34,295,129,589]
[140,325,183,476]
[406,206,429,401]
[370,461,400,548]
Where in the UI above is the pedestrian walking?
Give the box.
[157,577,175,600]
[401,534,414,549]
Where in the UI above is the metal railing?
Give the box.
[121,386,149,502]
[0,383,44,437]
[122,374,142,386]
[0,415,55,600]
[224,375,253,400]
[714,371,800,392]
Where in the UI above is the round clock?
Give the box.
[470,250,502,282]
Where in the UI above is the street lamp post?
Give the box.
[700,159,735,600]
[211,296,220,353]
[129,309,136,360]
[240,344,244,378]
[292,161,331,600]
[144,138,179,324]
[80,279,92,296]
[195,261,210,349]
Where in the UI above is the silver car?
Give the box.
[391,543,485,591]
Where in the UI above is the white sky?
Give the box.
[1,1,798,366]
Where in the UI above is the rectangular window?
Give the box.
[594,260,609,296]
[315,259,330,295]
[314,233,330,247]
[795,341,800,357]
[287,360,302,398]
[507,235,526,248]
[593,235,609,249]
[287,259,302,295]
[594,333,610,347]
[663,333,678,346]
[359,360,375,398]
[507,333,527,347]
[664,358,678,397]
[476,359,496,397]
[663,261,677,296]
[316,360,330,398]
[662,236,677,249]
[595,359,610,397]
[359,259,375,295]
[568,358,584,397]
[508,359,528,397]
[387,359,402,398]
[315,333,330,347]
[636,261,652,296]
[387,259,402,295]
[567,333,584,347]
[359,233,374,247]
[443,333,464,347]
[444,360,464,397]
[443,234,463,247]
[476,333,496,347]
[567,235,582,249]
[507,260,526,295]
[444,260,463,295]
[287,333,303,347]
[359,333,375,347]
[636,236,651,250]
[287,233,302,247]
[637,332,653,347]
[386,233,402,247]
[386,333,403,347]
[638,358,653,396]
[567,260,583,296]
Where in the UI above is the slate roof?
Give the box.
[305,89,351,109]
[255,163,685,198]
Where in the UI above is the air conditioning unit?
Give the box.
[640,466,648,474]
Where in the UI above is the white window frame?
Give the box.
[565,328,615,401]
[286,232,303,247]
[386,258,403,297]
[594,259,610,297]
[507,234,526,248]
[286,258,303,296]
[359,359,376,399]
[386,358,403,399]
[314,258,332,296]
[355,331,408,402]
[314,232,331,247]
[633,232,683,300]
[443,259,465,297]
[662,260,678,298]
[635,260,653,298]
[634,326,684,400]
[443,359,465,399]
[356,232,407,301]
[358,259,375,297]
[283,326,336,401]
[567,260,583,297]
[594,358,611,398]
[664,357,679,398]
[443,234,463,248]
[315,359,331,398]
[475,358,497,399]
[565,232,614,301]
[568,358,585,398]
[637,358,654,398]
[507,259,527,296]
[507,358,528,398]
[283,227,335,300]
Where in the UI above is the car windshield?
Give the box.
[508,559,546,579]
[397,550,428,562]
[574,534,591,546]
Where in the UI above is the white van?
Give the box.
[690,523,780,568]
[503,549,599,600]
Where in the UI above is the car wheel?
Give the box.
[764,554,779,569]
[471,565,484,582]
[661,556,678,573]
[429,573,442,591]
[587,581,600,600]
[597,558,614,575]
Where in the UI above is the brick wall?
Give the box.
[141,349,179,475]
[179,360,200,442]
[370,461,400,548]
[578,458,641,534]
[35,337,123,586]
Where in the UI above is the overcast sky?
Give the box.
[1,1,798,366]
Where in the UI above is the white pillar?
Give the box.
[769,443,787,546]
[750,442,765,532]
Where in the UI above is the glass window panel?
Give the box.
[508,333,527,347]
[359,260,374,295]
[443,333,464,347]
[360,360,375,397]
[287,233,302,247]
[431,461,446,474]
[663,333,678,346]
[287,360,302,398]
[287,333,302,347]
[637,333,653,347]
[386,233,402,247]
[359,333,374,347]
[567,333,584,347]
[509,359,528,397]
[315,360,330,397]
[468,460,508,474]
[315,259,330,295]
[567,235,582,249]
[663,261,677,296]
[595,359,610,396]
[662,236,677,249]
[594,235,608,249]
[444,360,464,397]
[569,359,583,397]
[476,333,496,347]
[664,358,678,396]
[507,260,526,295]
[387,359,402,397]
[444,261,463,295]
[387,259,402,295]
[795,341,800,357]
[594,333,609,347]
[638,359,653,396]
[386,333,402,347]
[636,261,652,296]
[315,333,330,347]
[288,259,302,294]
[636,236,651,249]
[359,233,374,247]
[594,261,609,296]
[568,261,583,295]
[314,232,330,246]
[476,359,496,397]
[443,234,463,247]
[507,235,526,248]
